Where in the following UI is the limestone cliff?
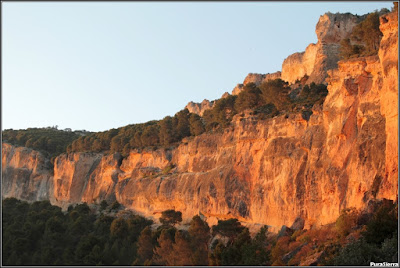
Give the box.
[2,11,397,231]
[2,143,53,202]
[281,12,362,84]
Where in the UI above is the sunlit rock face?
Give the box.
[282,12,361,84]
[52,152,104,209]
[376,10,398,201]
[2,11,397,232]
[1,143,53,202]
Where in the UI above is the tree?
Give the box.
[222,228,252,265]
[204,95,237,130]
[212,218,245,244]
[209,240,225,266]
[363,201,397,244]
[74,234,100,263]
[84,244,102,265]
[136,226,154,264]
[153,229,174,265]
[110,218,128,239]
[189,114,205,136]
[188,215,210,243]
[351,12,382,56]
[159,210,182,226]
[340,10,388,59]
[172,230,194,265]
[100,200,108,211]
[126,215,153,242]
[234,83,262,112]
[339,38,363,59]
[133,131,143,147]
[158,116,176,146]
[73,203,91,215]
[188,215,210,265]
[110,135,122,153]
[380,230,398,262]
[175,109,191,139]
[141,124,160,147]
[110,200,121,211]
[241,225,270,265]
[259,79,291,111]
[335,207,359,238]
[333,238,382,266]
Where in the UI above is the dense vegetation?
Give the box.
[66,108,205,157]
[203,79,327,131]
[3,198,397,266]
[2,198,152,265]
[339,8,390,59]
[2,127,84,160]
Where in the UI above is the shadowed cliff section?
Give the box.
[1,9,397,231]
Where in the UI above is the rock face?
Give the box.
[282,12,362,84]
[53,152,121,209]
[185,99,215,116]
[2,11,397,231]
[2,143,53,202]
[376,10,398,201]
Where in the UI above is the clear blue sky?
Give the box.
[2,1,393,132]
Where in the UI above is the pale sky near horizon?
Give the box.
[2,1,394,132]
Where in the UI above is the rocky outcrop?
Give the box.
[232,71,281,95]
[221,92,230,99]
[281,44,318,84]
[185,99,215,116]
[2,11,397,232]
[282,12,362,84]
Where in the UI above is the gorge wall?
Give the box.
[2,11,398,231]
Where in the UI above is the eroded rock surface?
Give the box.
[2,143,53,202]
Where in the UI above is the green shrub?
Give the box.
[110,201,121,211]
[159,210,182,226]
[339,9,390,59]
[363,201,397,244]
[234,83,262,113]
[3,128,82,159]
[335,207,359,238]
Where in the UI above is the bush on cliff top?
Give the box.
[339,8,390,59]
[2,127,82,159]
[67,108,206,156]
